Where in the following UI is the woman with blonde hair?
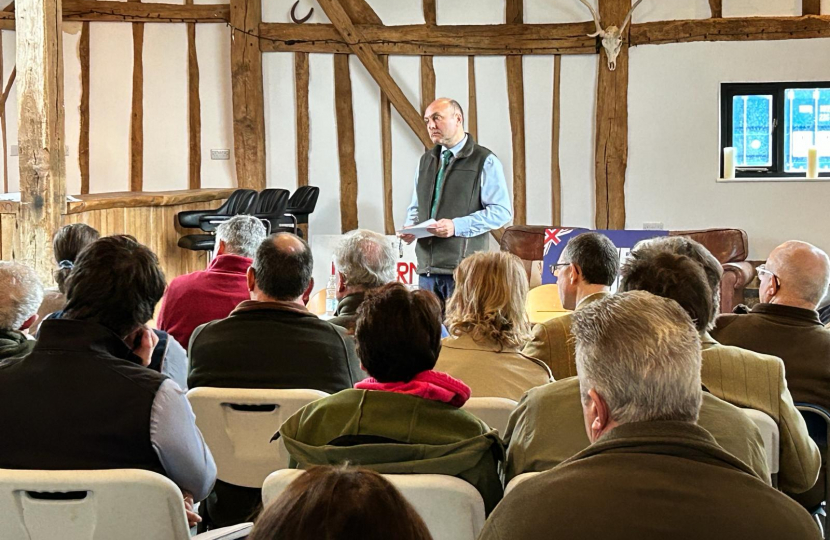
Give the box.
[436,251,552,401]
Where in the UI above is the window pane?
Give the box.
[784,88,830,173]
[731,94,773,167]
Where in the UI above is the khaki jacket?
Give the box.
[699,332,821,495]
[435,334,552,401]
[504,377,770,485]
[522,291,609,379]
[482,422,820,540]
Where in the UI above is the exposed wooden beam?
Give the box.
[16,0,67,281]
[467,56,477,140]
[631,15,830,45]
[79,22,90,194]
[803,0,820,16]
[506,0,525,225]
[419,0,435,139]
[63,0,229,22]
[186,7,201,190]
[258,21,597,55]
[130,15,144,192]
[595,0,630,229]
[333,54,358,233]
[230,0,266,189]
[708,0,721,18]
[419,57,435,119]
[551,54,561,225]
[294,51,309,188]
[0,11,12,30]
[316,0,431,147]
[341,0,382,25]
[380,55,394,235]
[423,0,436,25]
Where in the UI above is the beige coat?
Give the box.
[699,332,821,495]
[504,377,770,485]
[522,291,609,379]
[435,334,552,401]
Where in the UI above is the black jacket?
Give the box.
[188,300,364,392]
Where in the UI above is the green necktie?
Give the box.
[430,149,453,219]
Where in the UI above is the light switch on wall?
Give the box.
[210,149,230,160]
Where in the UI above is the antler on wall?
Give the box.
[577,0,643,71]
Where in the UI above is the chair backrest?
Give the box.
[504,471,540,495]
[462,397,518,435]
[525,283,570,324]
[306,288,327,315]
[0,468,192,540]
[742,408,780,475]
[254,188,290,215]
[262,470,486,540]
[187,387,329,488]
[223,189,258,215]
[287,186,320,214]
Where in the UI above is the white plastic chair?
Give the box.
[504,471,540,496]
[0,468,251,540]
[187,387,329,488]
[462,397,518,435]
[742,408,780,476]
[262,469,485,540]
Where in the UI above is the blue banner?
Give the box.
[541,229,669,287]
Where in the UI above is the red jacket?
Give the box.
[157,254,252,348]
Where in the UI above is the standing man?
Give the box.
[400,97,512,303]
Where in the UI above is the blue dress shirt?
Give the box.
[404,134,513,238]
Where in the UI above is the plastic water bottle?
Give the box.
[326,261,337,316]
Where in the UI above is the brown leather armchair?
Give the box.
[500,226,755,314]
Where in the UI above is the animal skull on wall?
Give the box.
[578,0,643,71]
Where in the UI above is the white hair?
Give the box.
[572,291,702,425]
[334,230,396,289]
[216,215,267,259]
[0,262,45,330]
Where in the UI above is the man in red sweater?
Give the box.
[158,215,267,348]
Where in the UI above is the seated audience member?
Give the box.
[188,232,362,530]
[278,283,504,513]
[505,242,772,483]
[330,229,396,335]
[713,241,830,412]
[522,232,618,378]
[249,466,432,540]
[159,215,266,348]
[35,223,99,329]
[0,235,216,528]
[0,262,44,361]
[435,251,551,401]
[622,236,820,496]
[483,292,819,540]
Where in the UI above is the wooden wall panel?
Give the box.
[62,199,225,281]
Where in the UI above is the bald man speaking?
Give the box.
[713,240,830,412]
[399,98,512,302]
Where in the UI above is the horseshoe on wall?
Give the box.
[290,0,313,23]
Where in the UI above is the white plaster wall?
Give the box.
[143,24,188,192]
[1,30,18,193]
[88,23,132,193]
[63,24,83,197]
[263,51,297,191]
[628,38,830,259]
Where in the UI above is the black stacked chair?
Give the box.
[796,403,830,538]
[251,188,290,234]
[278,186,320,238]
[177,189,257,252]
